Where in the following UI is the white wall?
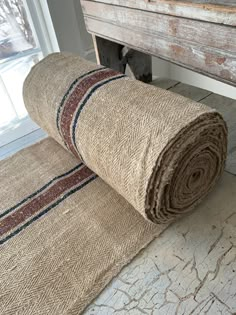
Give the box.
[151,57,236,99]
[47,0,93,59]
[168,63,236,99]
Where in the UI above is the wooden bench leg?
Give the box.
[122,47,152,83]
[93,35,152,83]
[92,35,126,73]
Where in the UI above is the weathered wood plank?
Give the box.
[226,151,236,173]
[152,80,212,102]
[82,0,236,26]
[82,2,236,51]
[168,0,235,6]
[0,129,47,161]
[151,78,179,89]
[81,1,236,86]
[168,83,211,102]
[201,93,236,157]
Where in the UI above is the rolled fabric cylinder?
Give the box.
[23,52,227,224]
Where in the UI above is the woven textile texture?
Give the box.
[24,53,227,223]
[0,53,227,314]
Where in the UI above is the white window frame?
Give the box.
[0,0,59,147]
[24,0,59,55]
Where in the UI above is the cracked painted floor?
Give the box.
[84,172,236,315]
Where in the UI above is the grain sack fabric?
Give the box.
[0,139,159,315]
[24,52,227,224]
[0,53,227,314]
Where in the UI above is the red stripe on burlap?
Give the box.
[0,165,94,237]
[59,69,119,157]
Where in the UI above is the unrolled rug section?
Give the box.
[0,139,160,314]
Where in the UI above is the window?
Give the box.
[0,0,58,146]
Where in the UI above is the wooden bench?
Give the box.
[80,0,236,86]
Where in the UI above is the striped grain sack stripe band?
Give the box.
[0,164,96,245]
[56,67,126,159]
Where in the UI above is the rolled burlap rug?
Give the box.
[0,52,228,315]
[23,52,227,224]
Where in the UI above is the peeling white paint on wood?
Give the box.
[81,0,236,86]
[82,0,236,26]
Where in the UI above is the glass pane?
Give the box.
[0,0,37,58]
[0,0,42,132]
[1,52,42,120]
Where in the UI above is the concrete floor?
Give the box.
[84,172,236,315]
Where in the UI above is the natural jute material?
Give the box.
[0,53,227,314]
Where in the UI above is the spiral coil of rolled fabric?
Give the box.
[24,52,227,224]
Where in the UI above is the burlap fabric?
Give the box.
[24,53,227,223]
[0,53,227,314]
